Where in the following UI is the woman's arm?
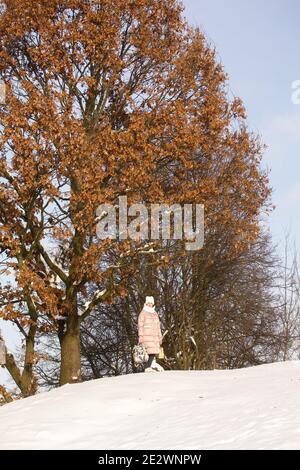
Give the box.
[138,311,145,344]
[158,317,163,345]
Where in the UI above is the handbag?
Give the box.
[158,345,165,360]
[133,344,149,365]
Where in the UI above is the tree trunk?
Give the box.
[21,324,37,396]
[60,316,81,385]
[5,324,37,398]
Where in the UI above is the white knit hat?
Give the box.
[145,296,155,305]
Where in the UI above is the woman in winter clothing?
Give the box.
[138,296,164,372]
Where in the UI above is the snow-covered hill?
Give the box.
[1,361,300,450]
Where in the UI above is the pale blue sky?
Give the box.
[183,0,300,250]
[1,1,299,384]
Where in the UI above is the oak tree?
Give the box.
[0,0,270,389]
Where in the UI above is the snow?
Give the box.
[95,289,106,299]
[1,361,300,450]
[84,289,107,306]
[78,290,107,316]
